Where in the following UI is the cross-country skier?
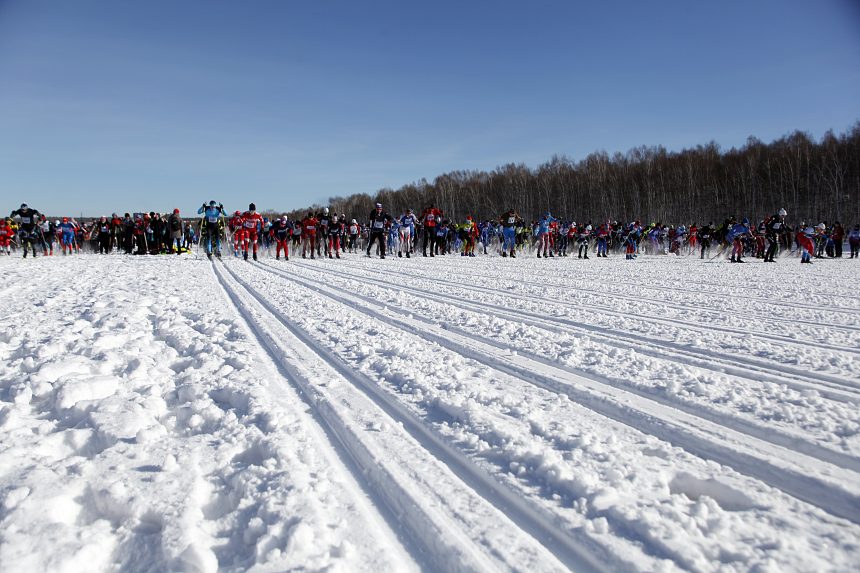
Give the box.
[797,225,816,264]
[624,222,640,260]
[241,203,264,260]
[59,217,76,255]
[728,218,752,263]
[328,215,343,258]
[398,209,417,257]
[576,224,591,259]
[420,204,443,256]
[0,218,13,255]
[499,209,522,257]
[848,224,860,259]
[270,216,292,260]
[301,212,318,259]
[367,203,392,258]
[9,203,42,258]
[197,201,226,258]
[763,208,787,262]
[535,212,556,258]
[596,223,609,257]
[460,216,478,257]
[96,216,112,254]
[347,219,360,253]
[39,215,55,256]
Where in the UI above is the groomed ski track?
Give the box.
[212,259,608,572]
[212,252,860,571]
[233,257,860,527]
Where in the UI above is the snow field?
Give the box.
[1,253,859,573]
[0,257,416,572]
[224,255,860,572]
[282,257,860,460]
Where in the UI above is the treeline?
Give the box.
[285,122,860,225]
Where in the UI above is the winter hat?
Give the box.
[249,203,256,211]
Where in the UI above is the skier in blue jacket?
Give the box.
[728,218,752,263]
[197,200,226,258]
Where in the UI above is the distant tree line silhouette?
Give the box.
[284,122,860,225]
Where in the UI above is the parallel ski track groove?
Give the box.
[299,257,860,397]
[216,260,614,573]
[247,260,860,525]
[270,259,860,472]
[401,254,860,326]
[368,258,860,347]
[444,253,860,315]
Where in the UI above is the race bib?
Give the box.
[508,217,515,224]
[244,221,256,229]
[426,214,435,222]
[207,215,218,223]
[373,221,384,229]
[306,225,315,231]
[21,216,31,224]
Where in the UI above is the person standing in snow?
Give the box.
[832,222,845,258]
[167,209,184,254]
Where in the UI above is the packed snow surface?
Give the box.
[1,252,859,572]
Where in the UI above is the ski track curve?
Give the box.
[242,258,860,527]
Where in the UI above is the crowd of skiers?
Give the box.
[5,202,859,264]
[3,205,194,257]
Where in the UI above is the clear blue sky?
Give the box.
[1,0,858,216]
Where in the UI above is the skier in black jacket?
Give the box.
[366,203,392,259]
[9,203,42,258]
